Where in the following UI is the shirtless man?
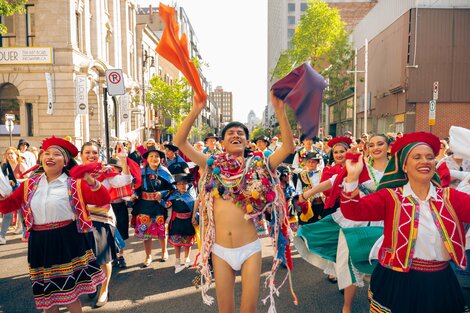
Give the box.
[174,92,294,313]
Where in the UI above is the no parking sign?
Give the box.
[105,69,125,96]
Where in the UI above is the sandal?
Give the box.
[142,256,152,268]
[160,251,169,262]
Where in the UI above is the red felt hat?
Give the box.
[390,132,440,156]
[42,136,79,157]
[327,136,352,148]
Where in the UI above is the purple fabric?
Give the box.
[271,63,327,139]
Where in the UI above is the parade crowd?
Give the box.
[1,101,470,313]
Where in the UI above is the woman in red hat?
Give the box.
[341,132,470,313]
[0,136,110,312]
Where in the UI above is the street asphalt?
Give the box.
[1,229,470,313]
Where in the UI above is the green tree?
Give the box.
[190,123,211,140]
[272,0,346,78]
[251,125,267,141]
[321,31,354,104]
[270,0,353,134]
[0,0,27,34]
[146,76,193,129]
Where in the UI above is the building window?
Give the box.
[76,12,83,51]
[288,28,295,39]
[301,3,308,11]
[0,83,20,136]
[25,4,35,46]
[128,5,134,32]
[288,16,296,25]
[288,3,295,12]
[0,15,16,47]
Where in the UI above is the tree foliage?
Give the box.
[321,31,354,103]
[0,0,27,35]
[270,0,354,132]
[190,123,211,140]
[251,125,267,141]
[272,0,349,79]
[146,76,192,128]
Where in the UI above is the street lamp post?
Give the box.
[142,46,155,141]
[347,39,369,137]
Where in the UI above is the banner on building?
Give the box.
[120,94,130,122]
[76,75,88,115]
[45,73,54,115]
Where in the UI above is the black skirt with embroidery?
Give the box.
[369,263,469,313]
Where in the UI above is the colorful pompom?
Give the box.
[266,192,275,202]
[207,157,214,166]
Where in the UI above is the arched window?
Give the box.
[0,83,20,135]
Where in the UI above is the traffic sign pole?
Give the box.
[5,115,14,146]
[103,87,111,163]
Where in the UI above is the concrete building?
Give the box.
[0,0,142,151]
[333,0,470,138]
[267,0,376,132]
[210,86,233,129]
[137,5,217,141]
[246,110,261,135]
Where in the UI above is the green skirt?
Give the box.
[294,214,383,289]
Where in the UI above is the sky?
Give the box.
[137,0,268,123]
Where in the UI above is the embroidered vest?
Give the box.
[21,176,94,233]
[380,187,466,272]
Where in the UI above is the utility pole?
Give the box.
[364,38,369,134]
[347,39,369,136]
[347,48,364,138]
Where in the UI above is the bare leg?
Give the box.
[175,246,181,260]
[212,253,236,313]
[159,237,167,255]
[66,299,83,313]
[144,238,153,258]
[97,262,112,302]
[184,246,191,260]
[240,252,261,313]
[342,285,357,313]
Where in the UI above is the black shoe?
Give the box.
[327,276,337,284]
[118,256,127,268]
[112,259,119,267]
[95,293,110,308]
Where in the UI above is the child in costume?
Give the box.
[294,151,323,224]
[277,165,298,233]
[166,173,196,273]
[174,92,296,312]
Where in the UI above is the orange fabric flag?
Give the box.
[156,3,207,103]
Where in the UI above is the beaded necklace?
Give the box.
[204,152,277,215]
